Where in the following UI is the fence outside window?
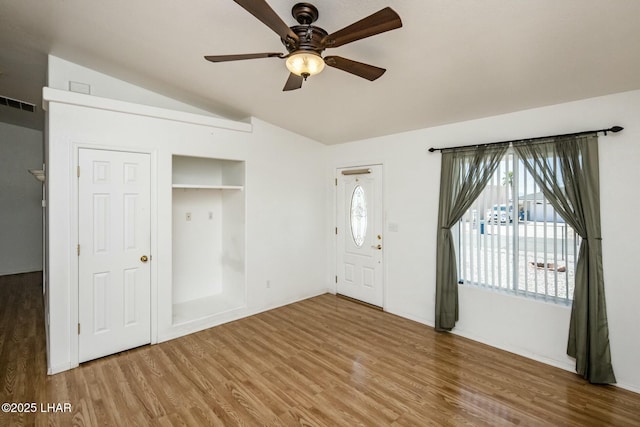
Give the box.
[456,151,580,303]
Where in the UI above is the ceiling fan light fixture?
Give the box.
[285,51,325,78]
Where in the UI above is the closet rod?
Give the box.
[427,125,623,153]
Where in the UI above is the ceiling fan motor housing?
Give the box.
[283,24,327,54]
[281,3,327,55]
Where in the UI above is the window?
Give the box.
[350,185,367,247]
[456,150,580,303]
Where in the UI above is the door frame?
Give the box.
[69,143,158,368]
[334,161,386,310]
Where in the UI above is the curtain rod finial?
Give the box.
[611,126,623,133]
[428,147,436,153]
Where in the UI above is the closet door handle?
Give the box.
[140,255,149,263]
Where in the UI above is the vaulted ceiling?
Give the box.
[1,0,640,143]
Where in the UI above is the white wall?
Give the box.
[0,122,43,275]
[327,89,640,393]
[45,55,640,393]
[45,60,328,373]
[172,189,224,302]
[48,56,221,118]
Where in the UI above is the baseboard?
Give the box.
[0,268,43,277]
[385,307,434,328]
[450,327,576,374]
[453,329,640,394]
[48,362,73,375]
[616,382,640,394]
[387,307,577,376]
[383,306,638,392]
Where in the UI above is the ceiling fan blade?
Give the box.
[324,56,386,81]
[283,73,304,91]
[322,7,402,48]
[234,0,299,44]
[204,52,284,62]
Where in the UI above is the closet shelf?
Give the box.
[172,184,243,190]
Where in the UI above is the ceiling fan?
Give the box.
[205,1,402,91]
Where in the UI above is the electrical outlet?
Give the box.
[266,280,271,288]
[186,212,192,221]
[209,211,213,220]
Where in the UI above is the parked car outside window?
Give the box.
[486,204,513,224]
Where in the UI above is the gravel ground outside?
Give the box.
[458,221,578,301]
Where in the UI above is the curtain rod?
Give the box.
[427,126,623,153]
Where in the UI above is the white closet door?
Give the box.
[78,148,151,363]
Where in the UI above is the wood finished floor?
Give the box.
[1,272,639,426]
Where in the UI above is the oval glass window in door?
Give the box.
[350,185,367,247]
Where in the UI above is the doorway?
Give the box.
[336,165,384,307]
[77,148,151,362]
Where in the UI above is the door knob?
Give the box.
[371,245,382,250]
[140,255,149,262]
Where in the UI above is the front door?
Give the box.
[336,165,384,307]
[78,148,151,363]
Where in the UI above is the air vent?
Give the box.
[0,95,36,113]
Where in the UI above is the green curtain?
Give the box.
[513,134,616,384]
[435,144,509,331]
